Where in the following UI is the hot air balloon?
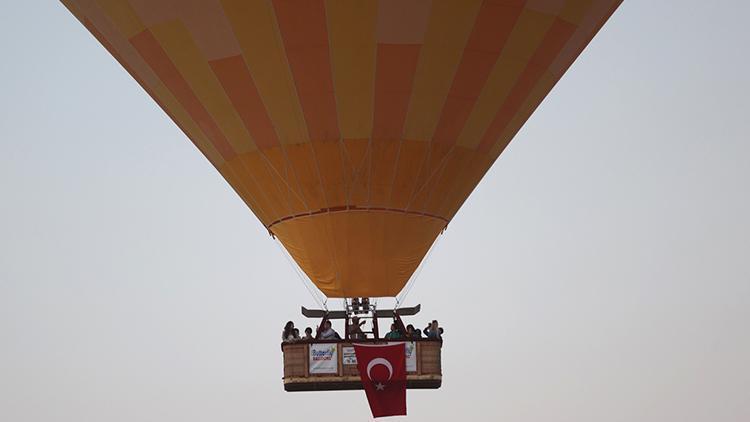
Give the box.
[62,0,621,394]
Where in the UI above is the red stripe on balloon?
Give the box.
[130,29,236,160]
[477,18,577,152]
[273,0,340,142]
[372,44,421,140]
[431,2,524,145]
[210,55,280,149]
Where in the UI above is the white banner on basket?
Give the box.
[309,343,338,374]
[342,346,357,365]
[385,341,417,372]
[404,342,417,372]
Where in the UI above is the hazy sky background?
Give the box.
[1,2,749,421]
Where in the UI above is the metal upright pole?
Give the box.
[372,299,379,339]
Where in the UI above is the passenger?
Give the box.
[424,320,442,340]
[348,316,366,340]
[292,328,301,341]
[361,297,370,311]
[319,320,341,340]
[414,328,423,338]
[302,327,314,341]
[384,323,403,340]
[406,324,419,339]
[282,321,296,342]
[351,297,360,312]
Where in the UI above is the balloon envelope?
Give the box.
[63,0,621,297]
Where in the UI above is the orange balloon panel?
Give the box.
[62,0,621,297]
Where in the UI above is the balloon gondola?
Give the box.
[62,0,621,397]
[282,302,442,392]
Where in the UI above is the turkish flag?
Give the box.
[353,343,407,418]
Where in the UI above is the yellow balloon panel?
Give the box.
[62,0,621,297]
[273,211,446,298]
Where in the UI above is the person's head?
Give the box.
[285,321,294,330]
[352,316,359,323]
[293,328,299,336]
[390,323,397,332]
[325,320,332,330]
[305,327,312,336]
[406,324,414,334]
[431,320,439,329]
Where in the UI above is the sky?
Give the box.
[1,1,749,421]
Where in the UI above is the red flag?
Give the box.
[353,343,407,418]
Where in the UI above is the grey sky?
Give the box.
[1,1,749,421]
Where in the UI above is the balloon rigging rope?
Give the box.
[273,238,327,310]
[395,232,444,309]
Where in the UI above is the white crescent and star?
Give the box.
[366,358,394,382]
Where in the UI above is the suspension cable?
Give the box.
[273,237,328,310]
[395,230,446,309]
